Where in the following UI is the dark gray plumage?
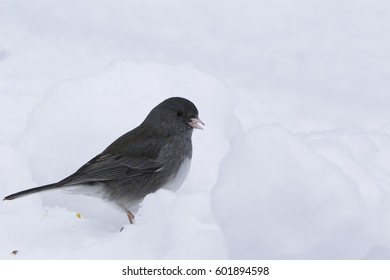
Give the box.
[3,97,204,223]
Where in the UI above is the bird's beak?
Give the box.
[189,117,205,130]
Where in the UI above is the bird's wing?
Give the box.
[58,151,164,186]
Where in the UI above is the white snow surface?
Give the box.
[1,0,390,259]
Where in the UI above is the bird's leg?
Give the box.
[126,210,135,224]
[122,207,135,224]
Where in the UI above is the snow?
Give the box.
[1,0,390,259]
[212,125,378,259]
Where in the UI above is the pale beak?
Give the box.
[189,117,205,130]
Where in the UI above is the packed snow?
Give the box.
[1,0,390,259]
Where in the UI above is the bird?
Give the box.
[3,97,204,224]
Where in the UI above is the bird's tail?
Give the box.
[3,183,62,201]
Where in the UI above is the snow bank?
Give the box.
[212,124,390,259]
[2,59,390,259]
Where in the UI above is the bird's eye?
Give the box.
[177,110,184,117]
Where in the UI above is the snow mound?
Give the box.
[212,124,390,259]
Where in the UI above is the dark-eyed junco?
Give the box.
[3,97,204,223]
